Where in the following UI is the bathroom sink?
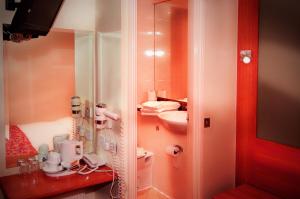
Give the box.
[157,111,187,132]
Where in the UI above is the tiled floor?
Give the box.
[137,188,169,199]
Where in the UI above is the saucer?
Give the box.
[61,161,71,169]
[42,164,63,174]
[45,170,76,177]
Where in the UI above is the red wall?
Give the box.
[236,0,300,198]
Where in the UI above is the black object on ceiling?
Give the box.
[3,0,64,42]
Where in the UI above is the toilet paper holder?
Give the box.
[166,145,183,157]
[173,145,183,154]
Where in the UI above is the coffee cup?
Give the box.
[46,152,60,170]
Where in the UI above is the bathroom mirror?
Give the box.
[257,0,300,148]
[154,0,188,101]
[3,29,95,168]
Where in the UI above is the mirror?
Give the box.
[154,0,188,101]
[4,29,95,168]
[257,0,300,147]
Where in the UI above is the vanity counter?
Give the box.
[0,166,114,199]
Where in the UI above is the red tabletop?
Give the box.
[0,166,114,199]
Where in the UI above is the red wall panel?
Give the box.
[236,0,300,198]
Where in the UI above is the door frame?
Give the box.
[123,0,204,198]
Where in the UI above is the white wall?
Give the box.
[201,0,238,198]
[95,1,122,195]
[95,0,121,168]
[75,31,94,104]
[96,0,121,32]
[54,0,96,31]
[96,32,121,165]
[97,33,121,110]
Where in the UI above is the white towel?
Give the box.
[141,101,180,111]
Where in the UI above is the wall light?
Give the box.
[145,32,162,36]
[144,50,155,57]
[144,50,165,57]
[240,50,252,64]
[155,50,165,57]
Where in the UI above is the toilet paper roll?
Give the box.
[165,145,181,157]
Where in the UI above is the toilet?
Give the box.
[137,147,154,191]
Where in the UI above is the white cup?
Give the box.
[46,152,61,171]
[47,152,60,164]
[60,140,83,165]
[46,162,59,171]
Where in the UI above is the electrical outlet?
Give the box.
[85,106,90,118]
[101,139,117,154]
[104,142,110,151]
[204,117,210,128]
[109,142,117,154]
[99,135,105,146]
[85,130,93,140]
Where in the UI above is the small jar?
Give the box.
[19,162,29,176]
[28,157,39,173]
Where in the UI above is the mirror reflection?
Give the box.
[154,0,188,101]
[4,29,95,168]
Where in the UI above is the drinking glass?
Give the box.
[19,162,29,177]
[30,159,39,184]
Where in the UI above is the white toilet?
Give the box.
[137,147,154,191]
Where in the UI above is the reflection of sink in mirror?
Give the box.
[157,111,187,133]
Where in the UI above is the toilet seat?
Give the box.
[137,147,154,191]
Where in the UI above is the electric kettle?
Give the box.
[60,140,83,166]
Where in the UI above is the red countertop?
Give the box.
[0,166,114,199]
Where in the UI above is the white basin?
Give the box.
[157,111,187,133]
